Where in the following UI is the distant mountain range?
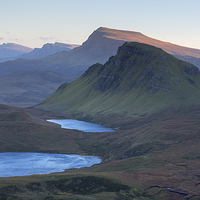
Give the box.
[1,27,200,106]
[15,42,80,60]
[0,27,200,79]
[0,42,80,105]
[36,42,200,118]
[0,42,80,62]
[0,43,33,59]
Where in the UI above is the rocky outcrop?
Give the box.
[117,42,167,60]
[94,42,174,94]
[184,65,199,74]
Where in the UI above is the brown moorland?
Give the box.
[0,105,200,199]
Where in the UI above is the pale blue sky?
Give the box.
[1,0,200,49]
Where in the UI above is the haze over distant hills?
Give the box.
[0,42,79,105]
[0,70,70,106]
[0,27,200,79]
[15,42,80,60]
[0,42,80,62]
[0,43,33,59]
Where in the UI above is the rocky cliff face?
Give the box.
[94,42,199,96]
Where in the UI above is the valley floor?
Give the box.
[0,105,200,199]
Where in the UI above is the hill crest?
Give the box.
[0,43,33,58]
[36,42,200,118]
[95,27,200,58]
[18,42,80,60]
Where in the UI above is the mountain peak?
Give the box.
[96,27,142,34]
[94,42,199,94]
[1,27,200,78]
[0,43,33,58]
[0,43,33,51]
[95,27,143,40]
[37,42,200,118]
[116,42,166,58]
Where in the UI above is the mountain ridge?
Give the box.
[0,43,33,59]
[16,42,80,60]
[36,42,200,118]
[0,27,200,78]
[0,42,79,62]
[97,27,200,58]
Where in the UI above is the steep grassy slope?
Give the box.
[36,42,200,118]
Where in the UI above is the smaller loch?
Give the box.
[47,119,116,132]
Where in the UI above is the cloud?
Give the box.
[9,38,23,43]
[38,36,56,41]
[9,38,17,41]
[0,37,3,40]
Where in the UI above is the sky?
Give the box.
[0,0,200,49]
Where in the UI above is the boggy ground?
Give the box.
[0,104,200,199]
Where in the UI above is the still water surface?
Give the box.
[0,119,113,177]
[0,152,101,177]
[47,119,116,132]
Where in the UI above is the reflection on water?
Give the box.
[0,152,101,177]
[47,119,116,132]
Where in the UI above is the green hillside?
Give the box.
[36,42,200,118]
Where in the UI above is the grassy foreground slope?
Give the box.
[36,42,200,118]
